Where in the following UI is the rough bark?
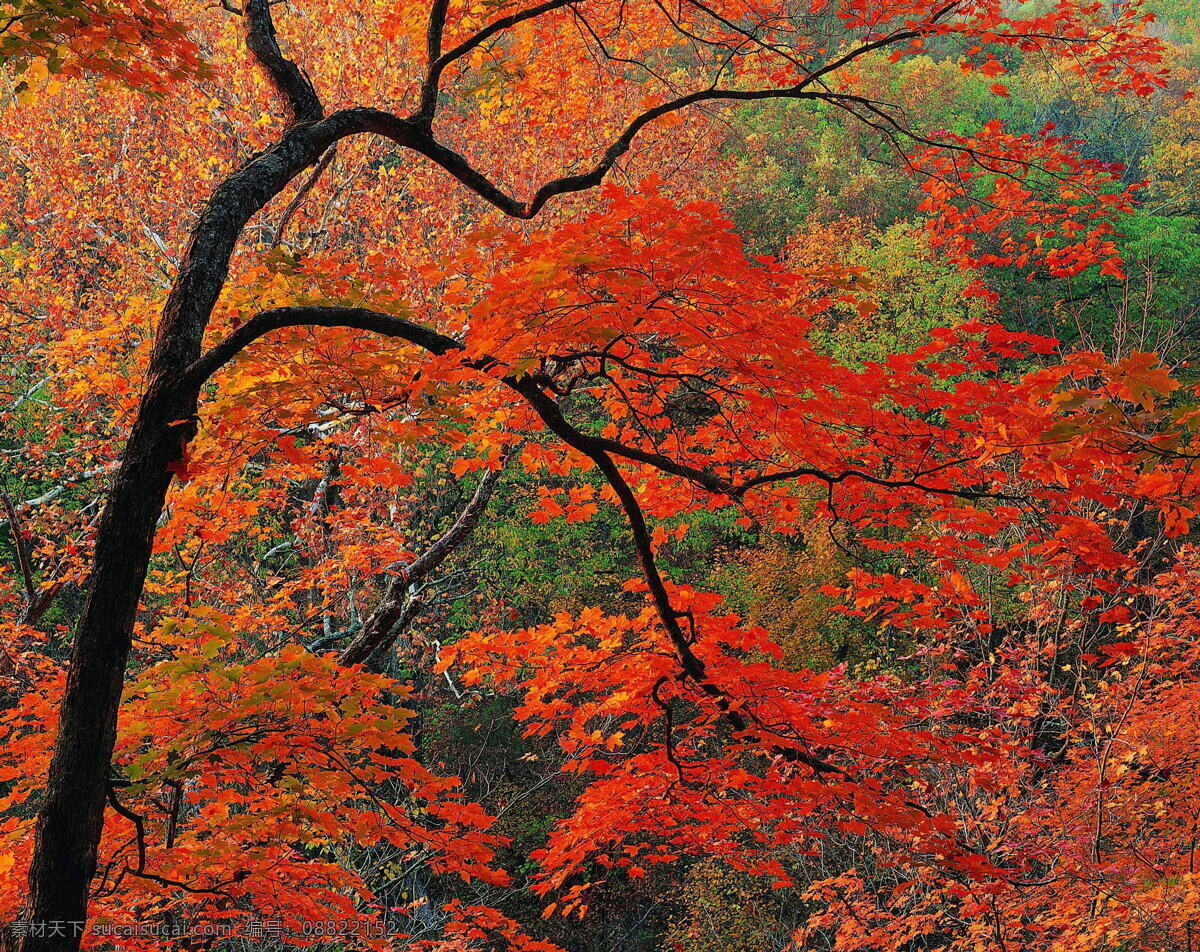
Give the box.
[20,386,196,951]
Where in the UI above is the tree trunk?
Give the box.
[16,15,337,941]
[19,381,197,952]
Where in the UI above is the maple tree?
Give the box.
[0,0,1196,951]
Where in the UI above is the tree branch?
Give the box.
[269,146,336,248]
[176,305,463,394]
[244,0,323,123]
[185,306,1016,510]
[338,449,513,666]
[1,493,36,603]
[421,0,579,121]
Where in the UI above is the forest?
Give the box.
[1,0,1199,949]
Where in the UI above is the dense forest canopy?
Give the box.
[1,0,1199,950]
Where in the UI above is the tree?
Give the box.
[0,0,1175,949]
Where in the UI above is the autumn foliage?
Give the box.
[1,0,1198,950]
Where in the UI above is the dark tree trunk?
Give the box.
[19,383,197,952]
[17,9,333,943]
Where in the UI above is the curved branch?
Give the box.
[176,305,463,394]
[538,404,851,778]
[185,306,1015,510]
[422,0,579,120]
[104,786,146,876]
[506,376,732,490]
[244,0,323,123]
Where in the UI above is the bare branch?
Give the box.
[176,305,463,394]
[269,146,336,248]
[184,305,1015,509]
[1,494,36,602]
[338,451,514,666]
